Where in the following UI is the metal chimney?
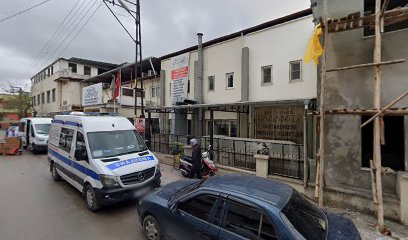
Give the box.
[197,33,204,104]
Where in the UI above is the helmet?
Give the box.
[190,138,197,146]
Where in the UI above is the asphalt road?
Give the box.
[0,150,182,240]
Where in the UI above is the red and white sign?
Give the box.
[171,53,190,102]
[135,118,145,133]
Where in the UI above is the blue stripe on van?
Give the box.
[106,156,155,170]
[53,120,82,127]
[48,148,99,181]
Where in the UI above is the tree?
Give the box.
[4,88,31,118]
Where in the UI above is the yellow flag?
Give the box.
[304,24,323,65]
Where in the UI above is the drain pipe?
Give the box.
[197,33,204,135]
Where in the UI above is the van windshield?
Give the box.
[87,130,148,158]
[35,124,51,135]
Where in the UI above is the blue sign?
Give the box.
[106,156,155,170]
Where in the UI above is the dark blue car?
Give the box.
[137,174,360,240]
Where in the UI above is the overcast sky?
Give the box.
[0,0,310,93]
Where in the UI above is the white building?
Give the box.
[31,58,118,116]
[81,57,161,129]
[155,9,316,143]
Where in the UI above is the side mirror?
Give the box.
[170,203,178,214]
[75,149,88,161]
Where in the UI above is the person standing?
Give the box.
[189,138,202,179]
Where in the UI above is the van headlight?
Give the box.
[99,175,120,187]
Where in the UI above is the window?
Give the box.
[226,73,234,89]
[37,94,40,105]
[208,76,215,91]
[214,199,225,226]
[47,91,50,103]
[122,88,134,97]
[364,0,408,36]
[47,68,50,77]
[209,120,238,137]
[361,116,405,170]
[68,63,77,73]
[52,89,56,102]
[151,87,156,98]
[262,66,272,85]
[188,80,191,93]
[59,128,74,153]
[289,61,302,82]
[32,96,36,106]
[84,66,91,75]
[76,132,86,151]
[224,201,261,239]
[156,86,160,98]
[41,93,45,104]
[178,194,217,222]
[170,83,172,96]
[51,66,54,75]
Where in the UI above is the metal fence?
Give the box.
[150,134,304,179]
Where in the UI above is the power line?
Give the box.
[34,0,98,72]
[0,0,52,23]
[58,2,103,56]
[103,0,136,42]
[31,0,81,67]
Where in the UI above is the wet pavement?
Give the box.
[0,150,183,240]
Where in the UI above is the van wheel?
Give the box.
[31,144,38,154]
[143,215,161,240]
[84,184,100,212]
[51,163,61,181]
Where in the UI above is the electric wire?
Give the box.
[103,0,136,43]
[58,2,103,57]
[0,0,52,23]
[31,0,80,67]
[34,0,99,72]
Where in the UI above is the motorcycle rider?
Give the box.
[189,138,202,179]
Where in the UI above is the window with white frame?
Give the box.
[261,65,272,85]
[226,73,234,89]
[151,86,156,98]
[156,86,160,98]
[208,76,215,91]
[289,60,302,82]
[207,120,237,137]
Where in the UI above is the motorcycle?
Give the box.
[179,145,218,178]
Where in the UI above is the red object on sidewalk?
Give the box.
[113,70,121,100]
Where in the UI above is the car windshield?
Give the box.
[169,179,206,203]
[281,190,327,240]
[87,130,148,158]
[35,124,51,135]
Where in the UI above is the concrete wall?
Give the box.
[311,0,408,195]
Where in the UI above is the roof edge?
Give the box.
[160,8,312,60]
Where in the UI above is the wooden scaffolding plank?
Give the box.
[326,59,405,72]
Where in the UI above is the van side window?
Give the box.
[76,132,86,150]
[31,126,35,137]
[59,128,74,153]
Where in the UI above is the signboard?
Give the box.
[171,53,189,103]
[255,106,304,144]
[82,83,103,106]
[135,117,145,133]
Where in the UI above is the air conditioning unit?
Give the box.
[148,70,153,77]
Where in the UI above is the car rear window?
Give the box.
[281,191,327,240]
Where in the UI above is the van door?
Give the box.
[57,127,75,180]
[71,131,92,185]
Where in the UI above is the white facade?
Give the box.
[161,16,317,107]
[31,58,116,116]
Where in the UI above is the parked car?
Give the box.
[48,113,161,211]
[138,174,361,240]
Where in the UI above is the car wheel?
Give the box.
[143,215,161,240]
[84,184,100,212]
[51,163,61,181]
